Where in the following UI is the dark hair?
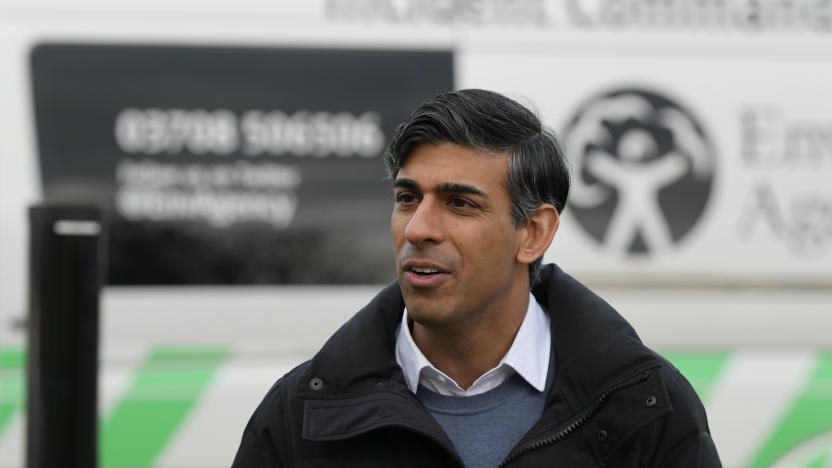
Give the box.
[384,89,571,285]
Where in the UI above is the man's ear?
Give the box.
[516,204,559,265]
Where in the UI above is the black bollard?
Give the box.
[26,205,105,468]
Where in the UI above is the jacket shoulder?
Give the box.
[231,360,311,468]
[650,357,722,467]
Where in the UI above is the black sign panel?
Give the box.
[31,44,454,284]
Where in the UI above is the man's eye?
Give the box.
[449,198,475,209]
[396,193,418,204]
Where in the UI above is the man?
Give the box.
[232,89,721,467]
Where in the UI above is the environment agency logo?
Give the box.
[563,87,716,255]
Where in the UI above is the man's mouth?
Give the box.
[408,266,443,276]
[402,261,449,287]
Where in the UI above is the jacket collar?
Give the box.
[296,264,663,440]
[296,279,405,399]
[531,265,657,409]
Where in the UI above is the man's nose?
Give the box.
[405,199,444,245]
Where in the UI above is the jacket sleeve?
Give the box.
[656,431,721,468]
[231,381,288,468]
[650,365,722,468]
[231,426,281,468]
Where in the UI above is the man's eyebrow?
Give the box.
[393,178,488,199]
[435,182,488,199]
[394,178,420,190]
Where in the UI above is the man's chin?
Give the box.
[401,293,451,323]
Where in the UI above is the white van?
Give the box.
[1,2,831,466]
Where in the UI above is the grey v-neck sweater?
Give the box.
[416,359,555,468]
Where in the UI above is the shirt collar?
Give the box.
[395,292,551,396]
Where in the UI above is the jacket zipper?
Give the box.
[497,369,651,468]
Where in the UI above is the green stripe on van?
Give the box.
[664,351,729,402]
[804,452,829,468]
[0,348,25,436]
[750,353,832,468]
[99,347,229,468]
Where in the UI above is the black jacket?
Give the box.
[232,264,721,467]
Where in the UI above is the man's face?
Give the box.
[391,142,526,329]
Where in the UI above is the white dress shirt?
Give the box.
[395,292,551,396]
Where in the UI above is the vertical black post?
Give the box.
[27,205,104,468]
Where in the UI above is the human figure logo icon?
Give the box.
[563,88,716,256]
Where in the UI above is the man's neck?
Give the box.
[411,284,531,390]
